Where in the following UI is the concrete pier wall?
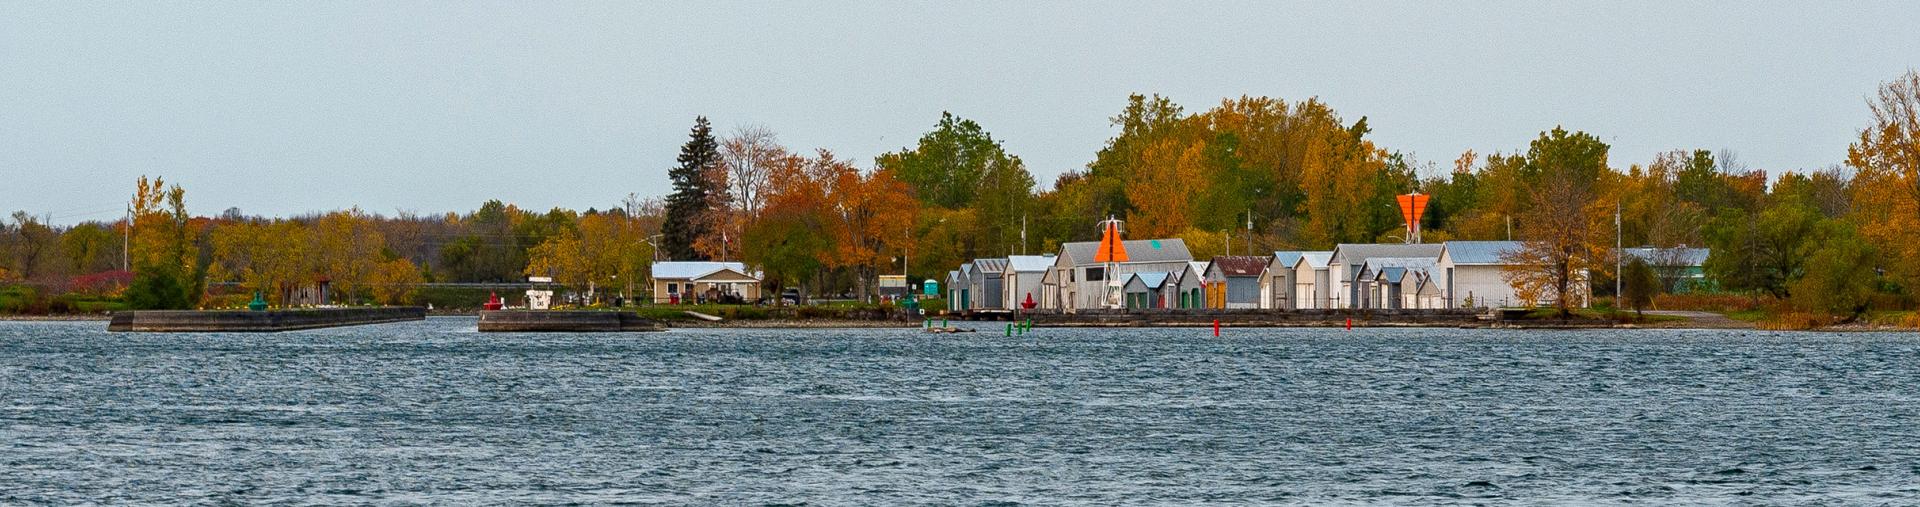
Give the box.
[476,311,666,332]
[107,307,426,332]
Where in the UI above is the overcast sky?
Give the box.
[3,1,1916,224]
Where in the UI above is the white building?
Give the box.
[1434,241,1523,309]
[1328,244,1445,309]
[650,261,762,304]
[1041,238,1192,311]
[1001,254,1054,310]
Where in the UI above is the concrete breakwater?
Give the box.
[477,311,666,332]
[107,307,426,332]
[1016,308,1486,327]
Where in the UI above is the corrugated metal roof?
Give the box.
[1441,241,1523,265]
[1270,251,1307,270]
[1005,254,1055,272]
[971,258,1009,275]
[1059,238,1192,264]
[1296,252,1333,269]
[1621,247,1710,267]
[1332,243,1446,266]
[651,261,752,280]
[1207,255,1270,276]
[1129,272,1171,289]
[958,262,973,277]
[1359,257,1436,281]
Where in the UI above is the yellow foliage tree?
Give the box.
[209,220,311,307]
[311,209,386,304]
[1848,70,1920,294]
[370,258,424,305]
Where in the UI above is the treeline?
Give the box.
[3,72,1917,318]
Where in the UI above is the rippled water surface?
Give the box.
[4,318,1919,505]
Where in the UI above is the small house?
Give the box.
[1292,252,1334,309]
[651,261,763,304]
[949,263,972,310]
[968,258,1009,310]
[1121,272,1172,310]
[1172,261,1209,309]
[1359,257,1437,309]
[1434,241,1523,309]
[1204,256,1270,309]
[1002,254,1054,310]
[1328,244,1445,309]
[1621,246,1713,294]
[1260,252,1309,310]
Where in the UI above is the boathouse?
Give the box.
[1291,252,1334,309]
[967,258,1008,310]
[1041,238,1192,311]
[1203,256,1269,309]
[1434,241,1523,309]
[1259,252,1311,310]
[1002,254,1053,310]
[1121,272,1172,310]
[1172,261,1208,309]
[1328,243,1444,309]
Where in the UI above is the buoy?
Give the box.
[1213,319,1220,337]
[1346,317,1352,330]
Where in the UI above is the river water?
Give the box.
[3,318,1918,505]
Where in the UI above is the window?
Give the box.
[1085,267,1105,281]
[667,283,679,294]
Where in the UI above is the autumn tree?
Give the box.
[662,116,722,261]
[819,153,918,301]
[369,258,425,305]
[1499,128,1612,316]
[209,220,311,307]
[1847,70,1920,296]
[312,209,386,304]
[124,176,203,309]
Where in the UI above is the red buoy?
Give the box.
[1213,319,1220,337]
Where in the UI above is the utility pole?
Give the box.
[1021,214,1027,255]
[1615,200,1623,299]
[1245,209,1254,255]
[1505,215,1512,241]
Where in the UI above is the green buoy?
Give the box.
[247,291,268,311]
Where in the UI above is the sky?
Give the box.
[3,1,1917,224]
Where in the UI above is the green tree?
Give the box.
[1703,200,1824,299]
[1620,257,1658,316]
[662,116,721,261]
[1790,224,1877,318]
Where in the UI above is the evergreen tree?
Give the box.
[662,117,721,261]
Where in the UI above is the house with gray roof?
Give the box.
[1122,271,1174,310]
[1042,238,1192,311]
[1361,257,1437,309]
[966,258,1009,310]
[1621,246,1713,294]
[1435,240,1523,309]
[1001,254,1054,310]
